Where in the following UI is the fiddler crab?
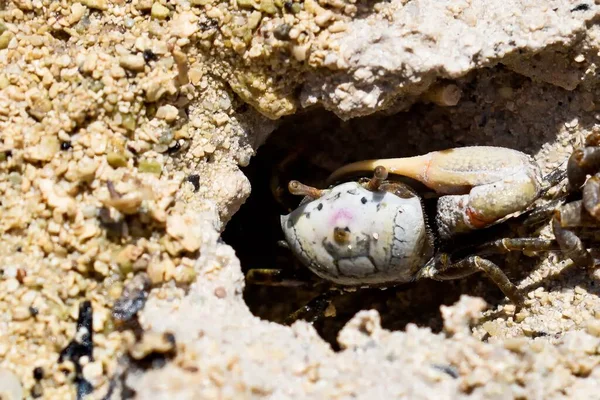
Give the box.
[247,135,600,324]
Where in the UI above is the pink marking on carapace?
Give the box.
[329,208,354,226]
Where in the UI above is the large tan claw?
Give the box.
[327,147,538,192]
[327,146,544,236]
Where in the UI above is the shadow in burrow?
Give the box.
[222,65,600,348]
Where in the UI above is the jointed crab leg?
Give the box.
[284,290,340,325]
[540,165,568,194]
[245,269,340,324]
[552,198,598,269]
[519,198,566,231]
[583,174,600,219]
[418,254,524,306]
[551,130,600,269]
[551,214,594,269]
[473,237,559,256]
[418,236,563,306]
[245,268,316,287]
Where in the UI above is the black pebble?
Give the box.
[58,301,94,400]
[33,366,44,381]
[143,49,157,63]
[273,24,291,40]
[186,174,200,192]
[60,141,72,150]
[166,142,181,154]
[571,4,590,12]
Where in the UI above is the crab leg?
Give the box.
[551,199,599,269]
[284,290,339,325]
[245,269,315,287]
[473,237,559,256]
[519,198,565,231]
[552,212,595,269]
[557,199,600,228]
[418,254,523,306]
[583,174,600,220]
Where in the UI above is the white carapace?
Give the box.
[280,182,434,286]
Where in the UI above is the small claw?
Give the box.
[288,180,324,198]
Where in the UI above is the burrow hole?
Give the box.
[222,70,565,347]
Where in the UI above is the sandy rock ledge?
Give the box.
[2,0,600,398]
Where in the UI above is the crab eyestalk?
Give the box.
[288,180,324,198]
[366,166,388,191]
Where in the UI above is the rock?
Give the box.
[0,369,23,400]
[155,104,179,122]
[82,0,107,10]
[300,0,600,119]
[119,54,146,72]
[151,2,170,20]
[166,213,203,253]
[6,0,600,397]
[170,11,199,38]
[38,179,77,216]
